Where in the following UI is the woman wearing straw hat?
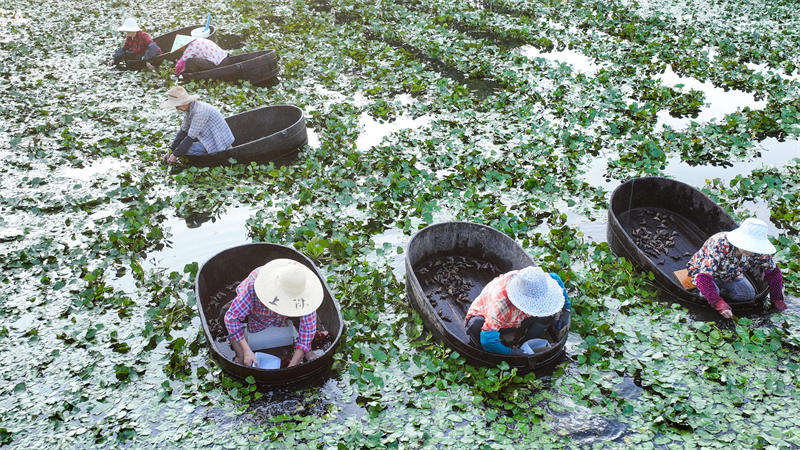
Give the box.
[688,218,787,318]
[224,259,324,368]
[109,18,162,70]
[159,86,234,164]
[465,266,570,355]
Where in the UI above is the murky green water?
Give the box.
[2,0,800,447]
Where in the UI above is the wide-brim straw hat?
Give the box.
[254,259,324,317]
[118,18,141,32]
[506,266,565,317]
[727,218,776,255]
[160,86,198,109]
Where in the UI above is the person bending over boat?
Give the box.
[159,86,234,164]
[109,18,162,70]
[687,218,786,319]
[173,37,229,77]
[465,266,570,355]
[224,259,323,368]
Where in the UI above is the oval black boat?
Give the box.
[195,243,344,388]
[123,25,217,70]
[181,50,280,85]
[607,176,768,309]
[405,222,570,372]
[185,105,308,167]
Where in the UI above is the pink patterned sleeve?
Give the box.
[223,271,258,342]
[174,41,199,75]
[295,312,317,352]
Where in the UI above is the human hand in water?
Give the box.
[241,348,256,367]
[719,308,734,319]
[288,348,305,367]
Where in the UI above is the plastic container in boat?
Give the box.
[191,27,212,38]
[521,338,550,355]
[247,324,297,351]
[254,352,281,369]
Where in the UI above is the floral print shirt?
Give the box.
[687,232,775,284]
[465,270,531,331]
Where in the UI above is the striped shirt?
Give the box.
[223,268,317,352]
[180,101,234,154]
[175,38,228,75]
[687,232,775,284]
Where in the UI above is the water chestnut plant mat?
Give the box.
[1,0,800,446]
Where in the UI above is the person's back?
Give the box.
[180,100,234,154]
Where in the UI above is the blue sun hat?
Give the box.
[505,266,565,317]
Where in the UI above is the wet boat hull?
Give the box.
[185,105,307,167]
[607,177,768,309]
[195,243,343,388]
[405,222,570,372]
[181,50,280,85]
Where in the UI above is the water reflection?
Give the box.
[143,206,255,273]
[356,112,432,151]
[655,66,767,130]
[517,45,601,74]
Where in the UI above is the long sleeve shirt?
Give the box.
[223,268,317,352]
[466,271,570,355]
[122,31,160,55]
[687,232,776,284]
[178,101,234,154]
[174,38,228,75]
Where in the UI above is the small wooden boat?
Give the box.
[185,105,307,167]
[123,25,216,70]
[405,222,571,372]
[195,243,344,388]
[181,50,280,85]
[607,177,768,309]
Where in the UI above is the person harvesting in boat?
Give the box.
[465,266,570,355]
[159,86,234,164]
[224,259,323,368]
[173,37,229,77]
[109,18,162,70]
[687,218,786,319]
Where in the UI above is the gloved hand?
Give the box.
[712,299,733,319]
[772,298,787,312]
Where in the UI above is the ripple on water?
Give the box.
[548,396,626,443]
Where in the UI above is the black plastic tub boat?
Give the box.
[184,105,307,167]
[123,25,216,70]
[195,243,343,388]
[405,222,571,373]
[607,177,768,309]
[181,50,280,85]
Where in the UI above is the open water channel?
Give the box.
[2,0,800,447]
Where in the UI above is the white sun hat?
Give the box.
[118,18,141,33]
[505,266,565,317]
[727,218,776,255]
[159,86,198,109]
[253,259,324,317]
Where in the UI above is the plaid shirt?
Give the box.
[465,270,531,331]
[223,268,317,352]
[687,232,775,284]
[175,38,228,75]
[180,100,234,154]
[122,31,159,55]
